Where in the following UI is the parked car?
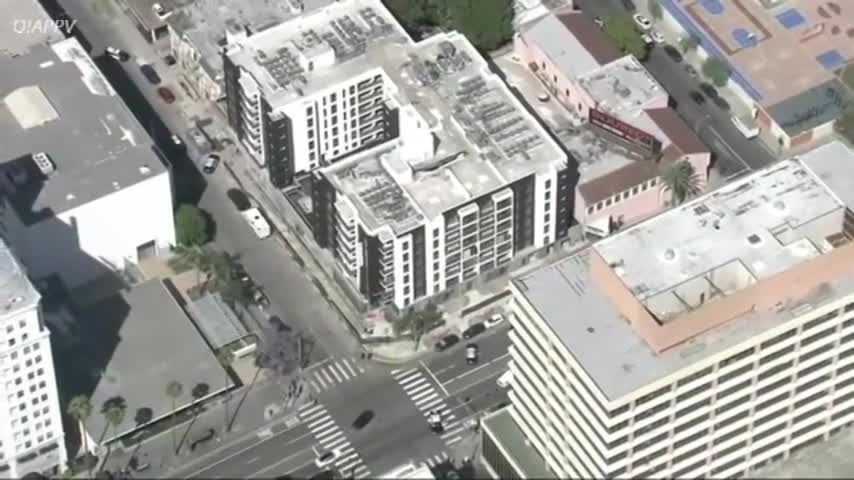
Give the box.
[202,153,220,174]
[314,446,346,468]
[465,343,479,365]
[462,322,486,339]
[434,334,460,352]
[352,410,374,430]
[641,33,654,46]
[157,86,176,104]
[164,54,177,66]
[633,13,652,31]
[663,44,683,62]
[140,64,161,85]
[242,207,272,239]
[497,370,513,388]
[232,263,251,283]
[252,287,270,308]
[105,46,128,61]
[484,313,504,328]
[699,82,719,99]
[689,90,706,105]
[650,30,665,44]
[684,64,698,78]
[170,134,183,147]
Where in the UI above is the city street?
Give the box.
[572,0,779,177]
[53,0,357,361]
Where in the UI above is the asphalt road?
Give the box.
[573,0,778,176]
[169,331,511,479]
[52,0,357,361]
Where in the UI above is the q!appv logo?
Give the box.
[12,18,78,35]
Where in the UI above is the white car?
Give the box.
[202,154,220,174]
[484,313,504,328]
[650,30,665,44]
[241,207,272,239]
[314,445,346,469]
[497,370,513,389]
[633,13,652,31]
[105,46,127,61]
[641,33,654,46]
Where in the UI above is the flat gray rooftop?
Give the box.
[578,56,664,115]
[84,279,227,441]
[595,159,842,320]
[798,140,854,209]
[515,246,854,400]
[481,407,555,479]
[0,38,167,224]
[319,29,564,234]
[0,237,40,318]
[0,0,65,57]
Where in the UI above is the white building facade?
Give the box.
[0,240,66,478]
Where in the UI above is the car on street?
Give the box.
[497,370,513,388]
[352,410,374,430]
[684,64,698,78]
[689,90,706,105]
[484,313,504,328]
[232,263,251,283]
[202,153,220,174]
[314,446,346,468]
[170,134,183,147]
[641,33,654,47]
[621,0,636,12]
[462,322,486,339]
[699,82,719,99]
[252,286,270,308]
[593,16,604,29]
[242,207,272,239]
[663,44,683,62]
[633,13,652,31]
[428,410,443,433]
[157,86,176,104]
[105,46,128,61]
[650,30,665,44]
[140,64,161,85]
[465,343,479,365]
[435,334,460,352]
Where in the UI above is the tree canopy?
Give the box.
[393,302,443,350]
[702,57,731,87]
[659,161,702,206]
[679,34,699,53]
[383,0,514,51]
[175,204,211,247]
[603,15,647,60]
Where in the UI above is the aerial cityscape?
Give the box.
[2,0,854,478]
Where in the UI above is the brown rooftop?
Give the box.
[556,12,622,66]
[645,107,707,155]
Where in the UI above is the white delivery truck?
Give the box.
[242,207,272,239]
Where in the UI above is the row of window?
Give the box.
[585,178,659,215]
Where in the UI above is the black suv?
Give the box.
[435,334,460,352]
[462,322,486,339]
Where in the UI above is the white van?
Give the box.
[241,207,272,239]
[497,370,513,388]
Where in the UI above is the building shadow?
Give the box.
[92,56,206,207]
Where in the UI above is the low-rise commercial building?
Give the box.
[0,37,176,289]
[487,141,854,478]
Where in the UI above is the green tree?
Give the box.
[702,57,731,87]
[67,395,93,455]
[679,34,699,53]
[835,106,854,144]
[165,381,183,454]
[393,301,443,351]
[649,0,662,20]
[604,15,647,60]
[174,204,211,247]
[659,161,701,206]
[443,0,514,51]
[169,244,214,286]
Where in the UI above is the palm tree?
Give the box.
[67,395,93,456]
[659,161,701,206]
[165,381,183,454]
[217,350,235,433]
[102,398,127,442]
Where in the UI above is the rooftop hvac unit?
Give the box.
[32,152,54,176]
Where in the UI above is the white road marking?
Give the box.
[246,456,260,464]
[328,364,343,383]
[417,396,444,412]
[341,358,358,377]
[309,379,321,393]
[332,362,349,380]
[413,391,439,406]
[393,368,419,379]
[445,436,463,446]
[407,382,433,397]
[399,373,426,388]
[321,369,334,384]
[421,360,451,397]
[313,372,327,388]
[309,417,335,431]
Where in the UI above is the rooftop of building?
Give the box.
[167,0,326,80]
[481,407,555,479]
[578,56,665,115]
[0,238,40,318]
[321,30,564,235]
[668,0,854,112]
[0,0,65,57]
[0,38,168,224]
[83,279,228,442]
[521,11,622,78]
[126,0,192,31]
[514,143,854,399]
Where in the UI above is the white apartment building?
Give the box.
[0,239,66,478]
[222,0,399,187]
[284,2,571,310]
[0,37,177,289]
[494,141,854,479]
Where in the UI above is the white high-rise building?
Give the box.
[484,141,854,479]
[0,238,66,478]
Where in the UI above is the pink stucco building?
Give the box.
[515,11,712,237]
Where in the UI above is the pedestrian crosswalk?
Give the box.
[423,451,451,468]
[306,357,366,394]
[298,402,371,479]
[393,368,465,446]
